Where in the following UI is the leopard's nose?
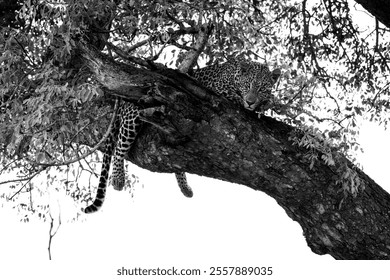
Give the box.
[246,99,256,107]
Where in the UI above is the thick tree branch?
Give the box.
[80,45,390,259]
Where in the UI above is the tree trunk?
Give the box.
[80,46,390,260]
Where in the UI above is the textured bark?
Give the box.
[81,46,390,260]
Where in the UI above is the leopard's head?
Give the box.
[235,61,281,111]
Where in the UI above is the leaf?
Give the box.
[36,152,46,163]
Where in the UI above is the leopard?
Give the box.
[83,102,193,214]
[83,57,280,214]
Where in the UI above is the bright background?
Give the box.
[1,120,390,279]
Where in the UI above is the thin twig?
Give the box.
[1,167,44,187]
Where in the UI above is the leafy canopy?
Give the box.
[0,0,389,219]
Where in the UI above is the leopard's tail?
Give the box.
[83,152,114,213]
[83,101,121,214]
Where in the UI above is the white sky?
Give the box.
[1,120,390,279]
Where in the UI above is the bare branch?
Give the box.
[8,179,33,200]
[0,167,45,187]
[127,38,150,53]
[178,23,213,73]
[106,42,150,68]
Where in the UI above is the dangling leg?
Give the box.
[111,103,142,191]
[175,172,193,198]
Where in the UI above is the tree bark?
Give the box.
[81,46,390,260]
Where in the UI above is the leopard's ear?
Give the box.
[271,68,281,83]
